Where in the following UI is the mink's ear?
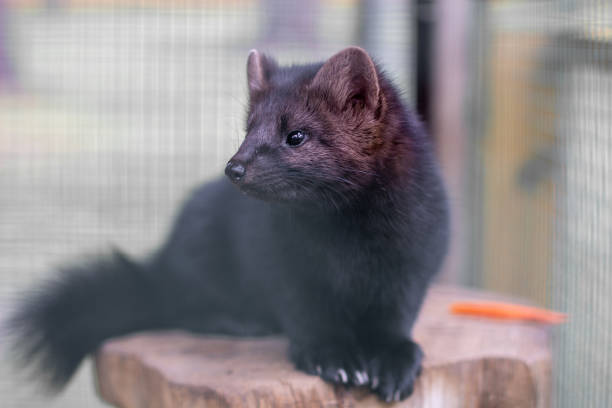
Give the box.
[247,49,277,95]
[310,47,381,113]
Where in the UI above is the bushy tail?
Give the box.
[6,250,175,390]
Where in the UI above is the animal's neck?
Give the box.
[282,184,411,242]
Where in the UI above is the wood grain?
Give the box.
[95,285,551,408]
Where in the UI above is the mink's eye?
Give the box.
[286,130,307,147]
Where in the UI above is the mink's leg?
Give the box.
[365,337,424,402]
[357,286,427,401]
[281,297,371,388]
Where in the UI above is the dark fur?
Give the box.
[8,47,449,402]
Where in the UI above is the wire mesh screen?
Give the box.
[467,1,612,406]
[553,38,612,408]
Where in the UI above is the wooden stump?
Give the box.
[95,286,552,408]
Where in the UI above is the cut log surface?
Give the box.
[95,286,552,408]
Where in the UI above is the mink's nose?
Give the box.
[225,161,246,182]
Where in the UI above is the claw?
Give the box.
[394,390,401,402]
[371,376,379,389]
[354,371,368,385]
[337,369,348,384]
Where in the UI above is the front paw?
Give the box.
[289,342,369,387]
[368,340,423,402]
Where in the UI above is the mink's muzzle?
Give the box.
[225,161,246,183]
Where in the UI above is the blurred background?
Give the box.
[0,0,610,406]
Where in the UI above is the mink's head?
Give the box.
[226,47,399,208]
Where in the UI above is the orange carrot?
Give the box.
[450,301,566,324]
